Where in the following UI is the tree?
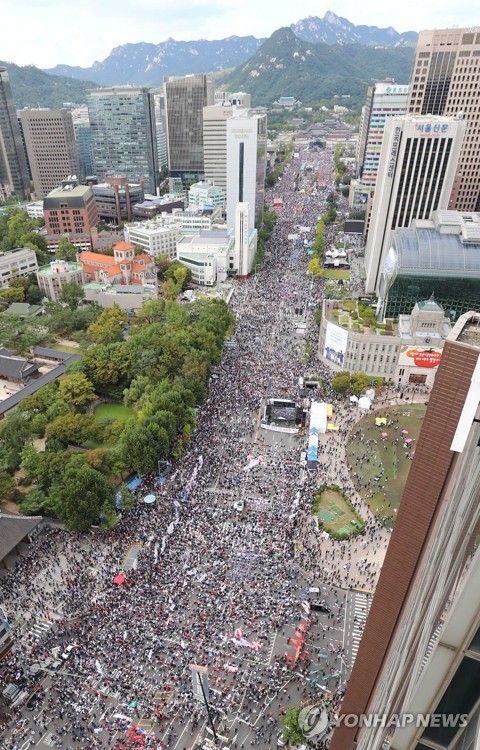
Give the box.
[87,305,127,344]
[25,283,43,305]
[84,448,115,474]
[59,281,85,311]
[0,286,25,303]
[0,411,33,454]
[308,256,323,277]
[279,707,306,746]
[116,482,135,511]
[155,253,171,277]
[0,471,16,505]
[117,419,169,475]
[19,487,51,516]
[332,372,351,393]
[351,371,371,397]
[50,464,115,531]
[58,373,96,407]
[56,237,78,261]
[136,298,166,325]
[45,413,100,446]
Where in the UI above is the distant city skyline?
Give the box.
[3,1,480,69]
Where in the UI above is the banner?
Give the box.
[323,322,348,366]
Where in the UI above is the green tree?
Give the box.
[0,286,25,303]
[116,482,135,511]
[308,256,323,277]
[46,413,100,446]
[25,283,43,305]
[118,419,169,475]
[351,371,371,397]
[56,237,78,261]
[0,411,33,454]
[82,343,134,397]
[58,373,96,407]
[136,298,166,325]
[279,707,306,746]
[50,464,115,531]
[87,305,127,344]
[59,281,85,311]
[155,253,171,277]
[0,471,16,504]
[19,487,51,516]
[332,371,351,393]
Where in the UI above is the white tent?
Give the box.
[358,396,372,410]
[365,388,375,401]
[349,395,359,403]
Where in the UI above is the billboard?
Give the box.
[323,322,348,367]
[191,664,209,702]
[398,346,443,369]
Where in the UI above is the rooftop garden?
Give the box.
[330,300,396,336]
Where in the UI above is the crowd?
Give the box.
[0,146,425,750]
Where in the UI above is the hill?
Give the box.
[45,36,265,88]
[291,11,417,47]
[0,60,98,109]
[218,28,414,107]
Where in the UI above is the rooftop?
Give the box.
[37,261,83,275]
[44,184,92,201]
[450,312,480,348]
[0,515,43,562]
[390,227,480,276]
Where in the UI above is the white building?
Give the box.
[356,81,409,186]
[0,248,38,288]
[234,203,257,277]
[214,91,251,107]
[226,111,267,232]
[188,180,225,209]
[203,104,235,193]
[36,260,85,301]
[364,114,466,295]
[124,219,180,260]
[177,229,234,286]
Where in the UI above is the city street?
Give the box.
[1,144,389,750]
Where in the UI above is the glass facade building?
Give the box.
[0,67,31,198]
[379,215,480,320]
[87,87,159,194]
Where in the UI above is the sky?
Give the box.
[3,0,479,69]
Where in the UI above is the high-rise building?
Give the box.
[19,108,80,197]
[407,28,480,211]
[364,114,465,295]
[0,67,31,199]
[357,80,409,188]
[203,104,235,193]
[75,123,96,181]
[226,111,267,231]
[329,310,480,750]
[164,74,214,182]
[87,87,159,194]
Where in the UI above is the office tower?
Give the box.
[75,123,96,181]
[329,310,480,750]
[43,184,99,235]
[226,111,267,231]
[234,202,257,277]
[0,67,30,199]
[164,74,214,182]
[364,114,465,295]
[156,121,168,173]
[87,87,159,194]
[407,28,480,211]
[19,108,80,197]
[356,80,409,188]
[203,104,235,193]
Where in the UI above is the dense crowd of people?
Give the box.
[0,146,426,750]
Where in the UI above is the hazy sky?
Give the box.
[4,0,479,68]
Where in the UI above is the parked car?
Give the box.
[310,600,331,613]
[2,683,20,702]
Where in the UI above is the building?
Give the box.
[377,210,480,321]
[131,195,184,221]
[364,114,466,295]
[226,111,267,231]
[0,67,31,199]
[0,248,38,288]
[188,180,225,209]
[214,91,251,107]
[36,260,85,301]
[75,123,96,181]
[329,310,480,750]
[79,241,156,286]
[124,219,180,260]
[203,104,235,192]
[18,108,80,197]
[164,74,214,182]
[83,282,157,310]
[177,228,234,286]
[234,202,257,277]
[91,177,143,224]
[21,200,44,219]
[87,87,159,193]
[318,298,451,385]
[356,81,409,186]
[407,27,480,211]
[43,184,99,236]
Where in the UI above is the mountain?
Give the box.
[218,28,414,107]
[0,60,98,109]
[45,36,265,87]
[291,11,417,47]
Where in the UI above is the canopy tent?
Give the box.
[113,574,126,585]
[143,494,156,505]
[358,396,372,410]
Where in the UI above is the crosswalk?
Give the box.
[349,591,372,662]
[26,619,53,642]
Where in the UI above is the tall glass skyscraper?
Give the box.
[164,74,214,183]
[0,66,31,199]
[87,87,159,194]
